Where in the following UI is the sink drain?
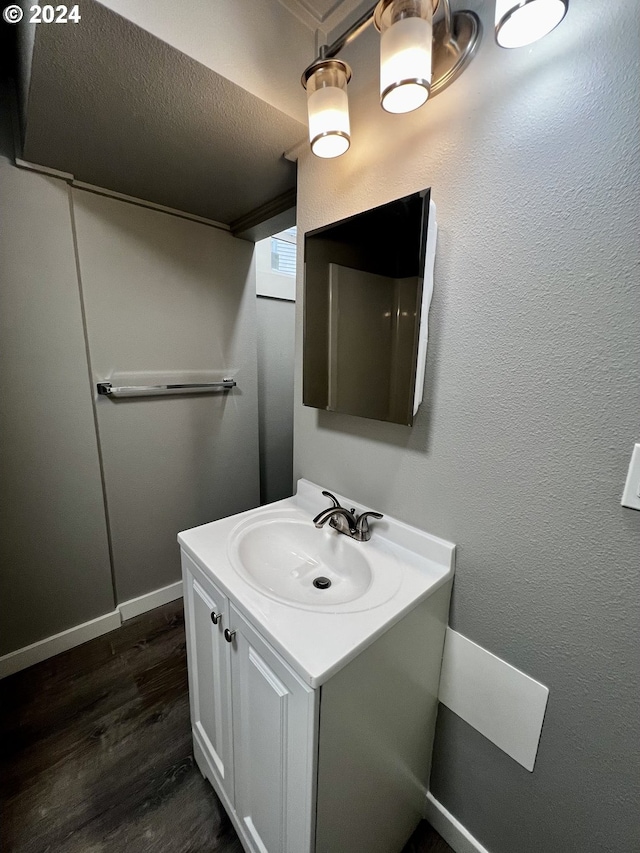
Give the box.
[313,576,332,590]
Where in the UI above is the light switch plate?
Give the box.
[621,444,640,510]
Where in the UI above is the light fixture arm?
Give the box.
[440,0,453,43]
[311,0,458,64]
[430,4,481,97]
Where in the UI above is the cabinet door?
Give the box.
[229,605,316,853]
[183,555,235,803]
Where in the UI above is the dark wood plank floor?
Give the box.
[0,600,454,853]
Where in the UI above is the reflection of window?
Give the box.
[271,227,297,276]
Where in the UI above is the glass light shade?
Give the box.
[304,60,351,159]
[495,0,568,48]
[308,87,350,158]
[377,0,433,114]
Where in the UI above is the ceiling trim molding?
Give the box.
[14,158,231,231]
[276,0,326,30]
[15,157,74,181]
[231,189,297,243]
[276,0,368,33]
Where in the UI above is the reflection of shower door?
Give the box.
[388,277,420,423]
[328,264,419,422]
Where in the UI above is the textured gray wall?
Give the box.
[73,189,260,603]
[0,159,114,655]
[257,297,295,504]
[294,2,640,851]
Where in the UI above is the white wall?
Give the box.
[73,189,260,602]
[294,2,640,851]
[0,160,114,655]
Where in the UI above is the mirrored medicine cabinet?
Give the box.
[302,188,435,426]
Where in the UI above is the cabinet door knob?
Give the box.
[211,611,221,625]
[224,628,236,644]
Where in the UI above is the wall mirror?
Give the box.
[303,188,436,426]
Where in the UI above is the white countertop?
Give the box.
[178,479,455,688]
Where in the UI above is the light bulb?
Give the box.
[495,0,568,49]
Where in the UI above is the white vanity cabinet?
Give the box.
[180,480,455,853]
[182,549,452,853]
[183,553,317,853]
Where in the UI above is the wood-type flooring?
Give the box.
[0,599,454,853]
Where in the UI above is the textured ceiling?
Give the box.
[22,0,305,227]
[96,0,317,123]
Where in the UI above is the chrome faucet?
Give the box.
[312,491,383,542]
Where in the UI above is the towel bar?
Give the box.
[97,379,236,398]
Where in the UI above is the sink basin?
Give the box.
[227,508,402,612]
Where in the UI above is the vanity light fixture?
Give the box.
[495,0,568,48]
[301,0,567,158]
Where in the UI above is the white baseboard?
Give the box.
[118,580,183,622]
[425,792,492,853]
[0,610,121,679]
[0,580,185,678]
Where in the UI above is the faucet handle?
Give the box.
[321,490,342,508]
[355,510,384,535]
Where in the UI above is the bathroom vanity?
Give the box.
[178,480,455,853]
